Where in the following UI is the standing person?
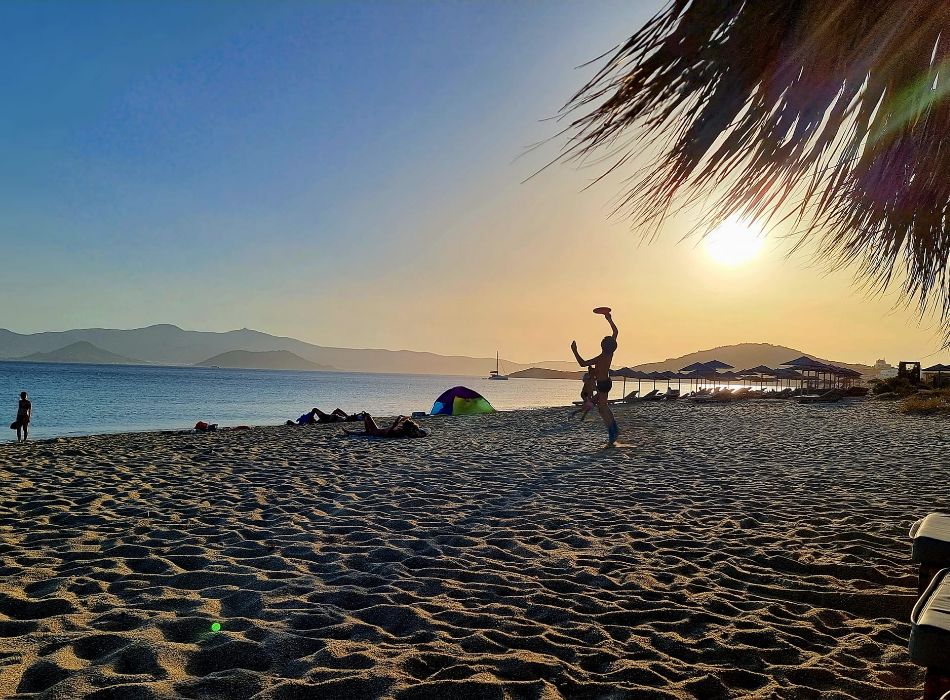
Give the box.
[15,392,31,443]
[571,312,619,445]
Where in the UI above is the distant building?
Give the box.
[871,358,897,379]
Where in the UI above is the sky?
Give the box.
[1,0,947,368]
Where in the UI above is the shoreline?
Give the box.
[2,397,937,445]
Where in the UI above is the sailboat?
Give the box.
[488,351,508,380]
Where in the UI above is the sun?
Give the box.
[704,216,765,265]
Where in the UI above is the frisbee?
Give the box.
[593,307,612,315]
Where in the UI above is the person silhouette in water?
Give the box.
[571,313,619,445]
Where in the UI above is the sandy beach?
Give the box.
[0,400,946,699]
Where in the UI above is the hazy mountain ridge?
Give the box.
[195,350,332,371]
[10,341,141,365]
[0,330,876,378]
[0,325,578,376]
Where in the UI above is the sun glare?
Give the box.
[704,217,765,266]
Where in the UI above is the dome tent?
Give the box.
[431,386,495,416]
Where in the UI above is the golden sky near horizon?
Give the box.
[287,169,948,369]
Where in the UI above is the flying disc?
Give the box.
[593,307,612,315]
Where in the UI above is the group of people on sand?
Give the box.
[289,407,365,425]
[288,408,428,439]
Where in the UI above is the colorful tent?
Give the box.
[431,386,496,416]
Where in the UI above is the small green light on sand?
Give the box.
[211,622,222,633]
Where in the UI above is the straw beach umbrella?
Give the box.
[923,363,950,387]
[716,370,740,388]
[560,2,950,338]
[740,366,776,389]
[703,360,735,371]
[782,356,828,391]
[610,367,642,397]
[681,369,707,392]
[662,370,681,392]
[644,372,666,389]
[774,368,804,389]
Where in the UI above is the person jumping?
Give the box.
[571,312,619,445]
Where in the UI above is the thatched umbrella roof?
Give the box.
[781,356,827,371]
[561,2,950,336]
[741,365,777,376]
[609,367,639,378]
[703,360,735,370]
[831,366,863,378]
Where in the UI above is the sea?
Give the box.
[0,362,583,440]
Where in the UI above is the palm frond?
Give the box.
[562,0,950,336]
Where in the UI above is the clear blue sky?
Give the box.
[2,1,945,364]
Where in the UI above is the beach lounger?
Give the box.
[662,389,680,400]
[796,389,845,404]
[637,389,661,401]
[912,514,950,595]
[698,388,735,403]
[607,389,639,405]
[908,568,950,700]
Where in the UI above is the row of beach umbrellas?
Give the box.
[608,355,864,394]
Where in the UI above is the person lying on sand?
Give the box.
[293,408,365,426]
[295,409,319,425]
[315,408,365,423]
[571,312,619,445]
[343,414,428,439]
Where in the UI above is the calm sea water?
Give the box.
[0,362,582,440]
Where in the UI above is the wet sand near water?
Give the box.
[0,400,946,699]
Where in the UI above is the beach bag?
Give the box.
[9,421,18,430]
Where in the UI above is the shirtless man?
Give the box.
[571,313,619,445]
[16,392,31,443]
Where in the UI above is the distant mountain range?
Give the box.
[195,350,332,371]
[0,325,577,376]
[11,341,141,365]
[0,328,875,378]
